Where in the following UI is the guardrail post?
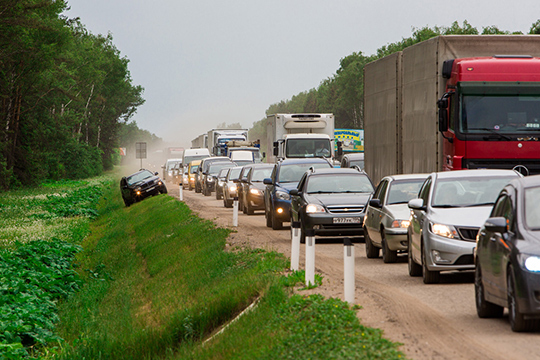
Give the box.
[291,221,301,271]
[179,182,183,201]
[305,228,315,286]
[232,196,239,227]
[344,238,355,304]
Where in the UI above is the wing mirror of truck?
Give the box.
[273,142,279,157]
[437,95,449,132]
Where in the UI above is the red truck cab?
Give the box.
[438,56,540,175]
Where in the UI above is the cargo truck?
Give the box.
[191,134,208,149]
[364,35,540,184]
[207,129,248,156]
[266,113,338,163]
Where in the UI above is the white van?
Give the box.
[182,148,211,168]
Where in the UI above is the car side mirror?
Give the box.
[263,178,273,185]
[369,198,382,208]
[408,198,426,211]
[484,217,508,233]
[290,189,299,196]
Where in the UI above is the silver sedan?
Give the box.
[407,169,522,284]
[364,174,427,263]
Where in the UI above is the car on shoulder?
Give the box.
[120,169,168,207]
[240,164,274,214]
[263,158,333,230]
[407,169,522,284]
[187,160,201,191]
[223,166,243,208]
[201,160,235,196]
[290,167,374,242]
[195,156,229,193]
[475,175,540,332]
[364,173,428,263]
[340,152,364,169]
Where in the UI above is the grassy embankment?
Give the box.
[0,174,406,359]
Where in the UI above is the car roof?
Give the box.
[508,174,540,189]
[384,173,429,181]
[343,153,364,160]
[306,168,367,176]
[432,169,521,180]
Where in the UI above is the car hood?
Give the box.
[306,193,371,207]
[130,176,160,188]
[250,182,266,191]
[384,203,412,220]
[429,206,492,227]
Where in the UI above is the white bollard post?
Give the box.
[344,238,355,304]
[232,196,239,227]
[179,182,184,201]
[305,228,315,286]
[291,221,301,271]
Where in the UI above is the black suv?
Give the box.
[290,167,374,241]
[120,169,168,206]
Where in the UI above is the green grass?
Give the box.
[0,173,407,359]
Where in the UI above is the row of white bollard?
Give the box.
[290,222,356,304]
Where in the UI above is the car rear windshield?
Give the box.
[432,176,517,208]
[306,174,374,193]
[278,163,331,183]
[387,179,425,205]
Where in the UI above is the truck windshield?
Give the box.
[459,83,540,134]
[286,139,331,158]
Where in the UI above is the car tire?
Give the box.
[203,186,210,196]
[422,244,440,284]
[216,190,221,200]
[161,185,168,194]
[475,264,503,318]
[271,206,282,230]
[381,230,398,263]
[246,202,254,215]
[265,206,272,228]
[408,235,422,276]
[123,198,132,207]
[508,265,538,332]
[364,227,380,258]
[195,183,201,193]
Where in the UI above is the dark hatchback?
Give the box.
[240,164,274,215]
[263,158,333,230]
[290,167,374,242]
[475,175,540,332]
[120,169,168,206]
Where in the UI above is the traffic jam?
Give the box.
[125,35,540,336]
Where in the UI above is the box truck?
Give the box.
[364,35,540,184]
[207,129,248,156]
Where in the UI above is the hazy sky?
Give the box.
[63,0,540,148]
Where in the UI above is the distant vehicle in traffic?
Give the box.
[407,169,522,284]
[290,167,374,242]
[195,156,229,193]
[120,169,168,207]
[201,161,235,196]
[223,166,243,208]
[187,160,201,191]
[162,158,182,181]
[182,148,211,170]
[215,167,231,200]
[475,175,540,332]
[364,173,427,263]
[340,153,364,169]
[239,164,273,215]
[263,158,333,230]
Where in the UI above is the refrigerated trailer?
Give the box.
[364,35,540,184]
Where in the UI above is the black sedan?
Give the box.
[475,175,540,332]
[290,167,375,242]
[120,169,168,206]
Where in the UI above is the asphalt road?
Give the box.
[170,183,540,360]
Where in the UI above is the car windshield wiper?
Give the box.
[432,204,462,208]
[307,191,334,194]
[465,202,494,207]
[468,128,512,141]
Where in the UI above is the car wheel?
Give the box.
[195,183,201,193]
[246,202,254,215]
[203,186,210,196]
[123,198,132,207]
[364,227,380,258]
[475,264,503,318]
[223,197,227,208]
[271,209,282,230]
[508,265,538,332]
[265,206,272,228]
[422,244,440,284]
[408,234,422,276]
[215,190,220,200]
[160,185,168,194]
[381,230,398,263]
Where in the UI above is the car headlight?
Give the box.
[429,222,459,239]
[275,190,290,200]
[519,254,540,272]
[306,204,325,213]
[391,220,410,228]
[250,188,262,196]
[207,177,214,182]
[229,184,237,192]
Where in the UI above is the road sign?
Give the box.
[135,142,147,159]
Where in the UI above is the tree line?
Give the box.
[249,20,540,148]
[0,0,145,190]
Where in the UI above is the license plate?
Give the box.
[333,217,361,224]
